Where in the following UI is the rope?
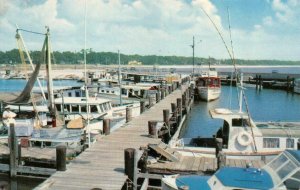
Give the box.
[200,5,258,152]
[16,28,45,36]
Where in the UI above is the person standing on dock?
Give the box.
[2,107,16,127]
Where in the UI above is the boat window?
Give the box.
[64,105,70,112]
[55,104,61,112]
[68,92,72,97]
[71,105,79,112]
[75,91,80,97]
[121,88,127,95]
[106,91,109,93]
[112,91,115,94]
[134,90,139,95]
[90,105,98,113]
[232,119,250,127]
[277,161,296,179]
[81,105,87,113]
[286,138,294,148]
[101,90,104,93]
[269,154,288,170]
[103,103,108,111]
[99,105,104,112]
[263,138,280,148]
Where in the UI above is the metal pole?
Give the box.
[192,36,195,76]
[118,50,123,106]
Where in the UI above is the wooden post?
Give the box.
[215,138,225,169]
[18,143,22,165]
[149,96,153,108]
[163,109,170,128]
[161,89,165,100]
[56,145,66,171]
[156,91,160,103]
[287,76,290,92]
[177,98,182,123]
[9,123,18,178]
[259,75,262,90]
[171,103,177,113]
[297,140,300,150]
[140,101,145,114]
[182,93,186,108]
[103,119,110,135]
[255,74,258,90]
[148,121,157,137]
[126,107,132,123]
[124,148,135,182]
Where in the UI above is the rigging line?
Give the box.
[16,28,45,36]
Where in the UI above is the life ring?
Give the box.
[237,131,252,146]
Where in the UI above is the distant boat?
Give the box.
[162,149,300,190]
[294,78,300,94]
[195,68,221,101]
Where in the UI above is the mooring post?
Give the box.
[140,100,145,114]
[287,76,290,92]
[126,107,132,123]
[177,98,182,123]
[156,91,160,103]
[161,89,165,100]
[255,74,258,90]
[259,75,262,90]
[18,143,22,165]
[216,138,225,169]
[9,123,18,178]
[103,119,110,135]
[148,121,157,138]
[297,140,300,150]
[149,96,153,108]
[124,148,135,187]
[56,145,67,171]
[182,93,186,109]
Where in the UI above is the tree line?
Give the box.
[0,49,299,66]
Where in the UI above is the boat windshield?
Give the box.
[268,154,298,180]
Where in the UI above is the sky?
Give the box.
[0,0,300,61]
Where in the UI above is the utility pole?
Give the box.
[191,36,195,77]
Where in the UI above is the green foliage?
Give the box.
[0,49,299,65]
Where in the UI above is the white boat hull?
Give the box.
[198,87,221,101]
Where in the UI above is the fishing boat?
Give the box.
[195,68,221,101]
[294,78,300,94]
[171,74,300,159]
[162,149,300,190]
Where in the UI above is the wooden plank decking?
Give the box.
[35,87,186,190]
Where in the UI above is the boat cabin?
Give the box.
[54,97,113,121]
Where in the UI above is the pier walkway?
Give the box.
[35,86,187,190]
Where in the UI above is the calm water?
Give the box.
[0,79,82,92]
[184,86,300,138]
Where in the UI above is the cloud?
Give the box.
[0,0,299,60]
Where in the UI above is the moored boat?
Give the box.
[195,69,221,101]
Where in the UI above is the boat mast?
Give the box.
[239,73,243,113]
[192,36,195,77]
[118,50,123,106]
[83,0,91,148]
[45,27,55,113]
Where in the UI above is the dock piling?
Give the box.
[124,148,136,183]
[56,145,67,171]
[126,107,132,123]
[177,98,182,123]
[140,101,145,113]
[9,123,18,178]
[148,121,158,138]
[103,119,110,135]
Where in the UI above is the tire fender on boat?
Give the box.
[237,131,252,147]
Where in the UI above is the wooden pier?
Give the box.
[35,83,189,190]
